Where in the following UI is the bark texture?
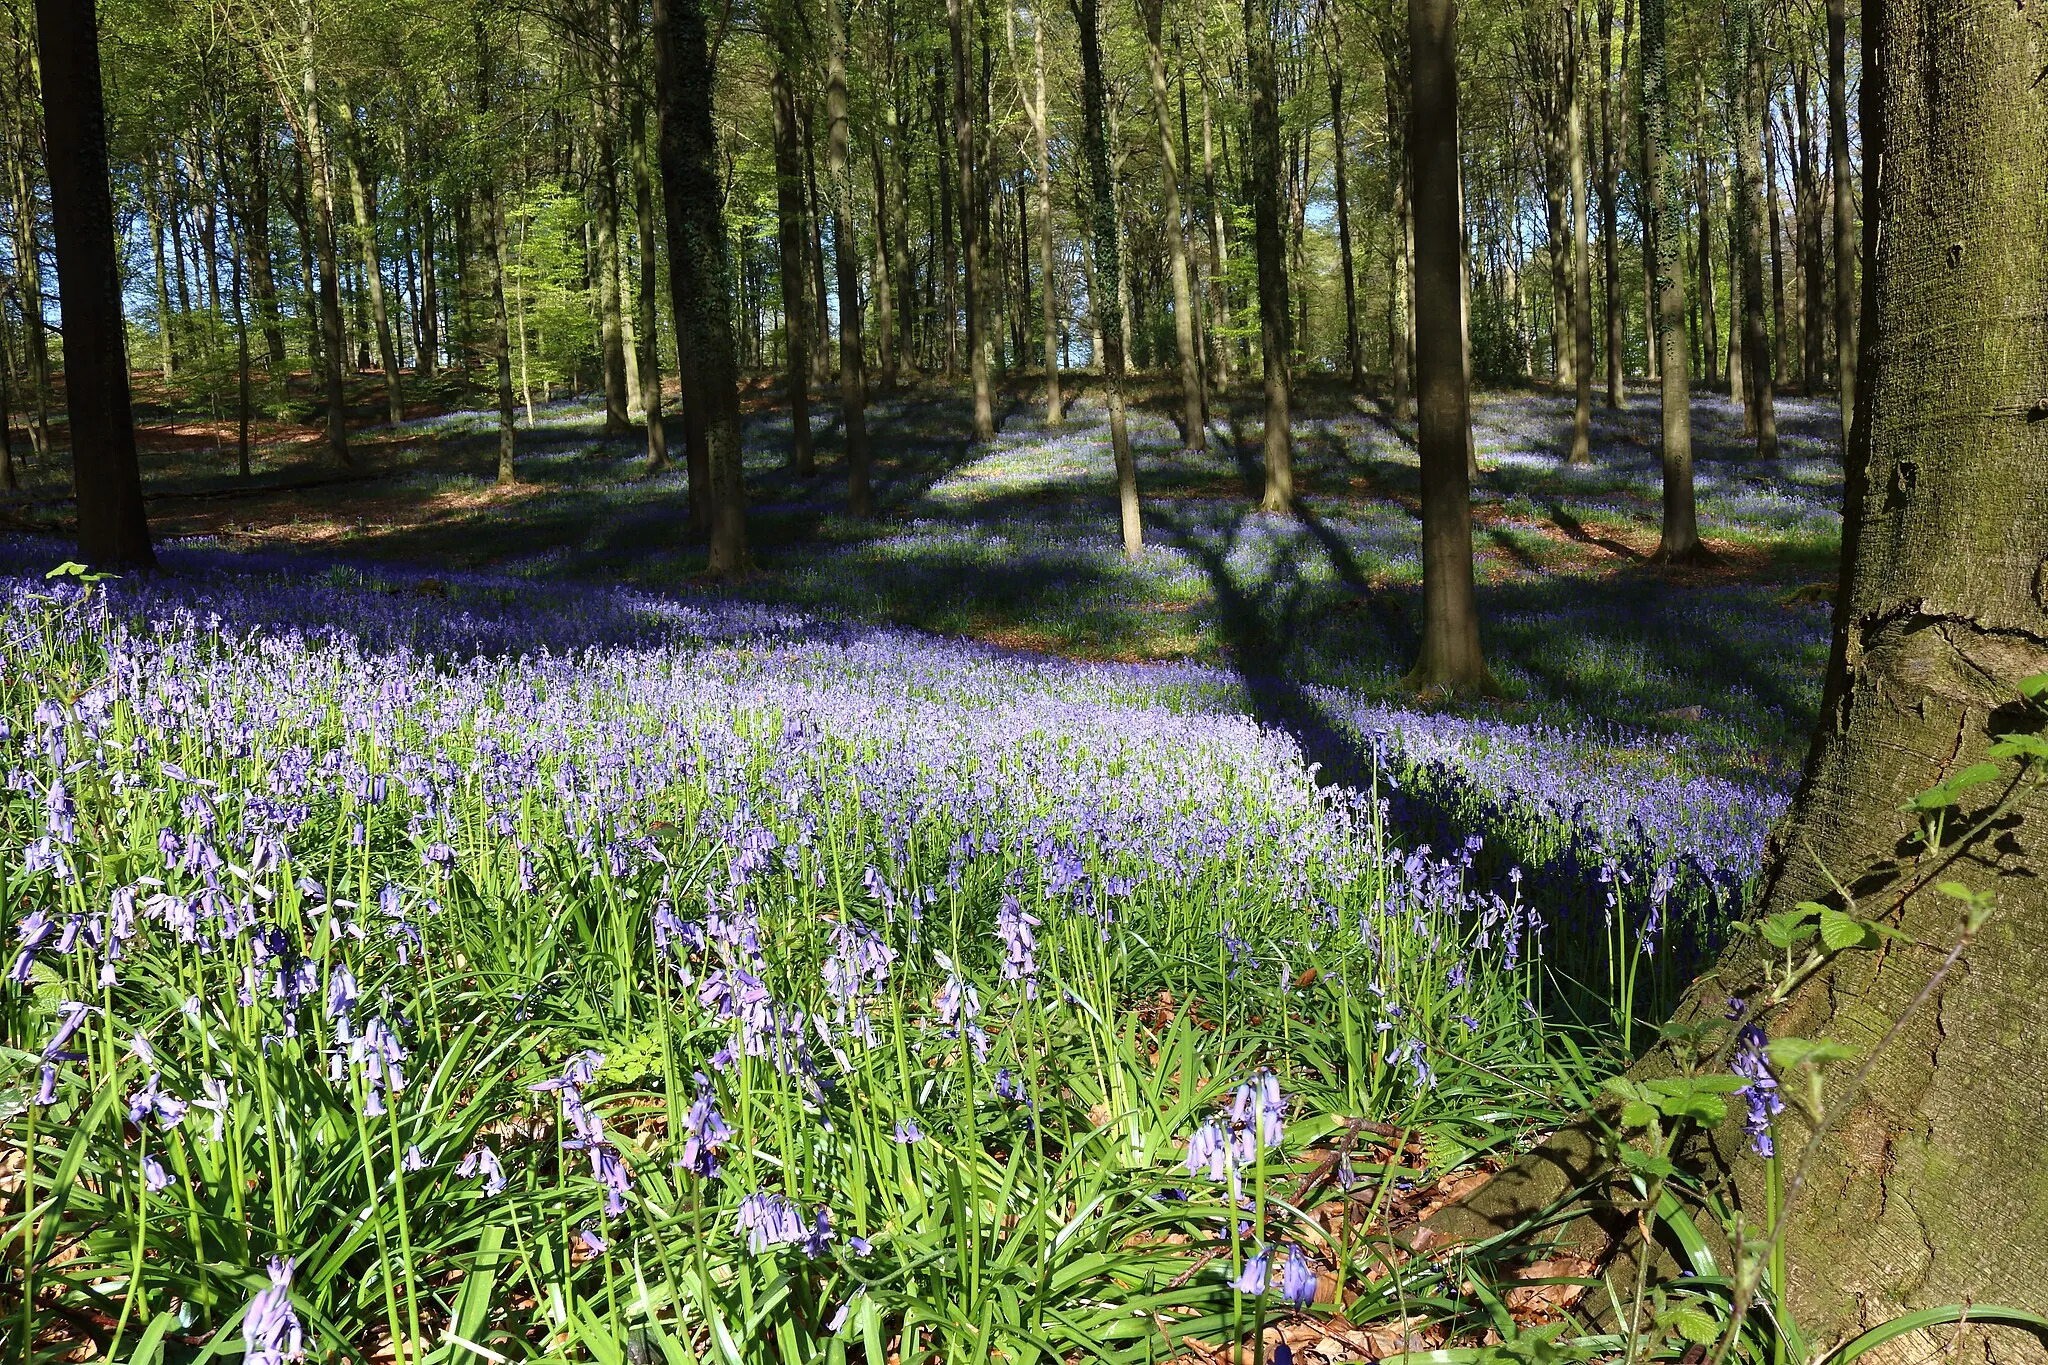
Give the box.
[950,0,995,442]
[652,0,748,573]
[1245,0,1293,511]
[37,0,153,570]
[1075,0,1141,558]
[1404,0,1489,694]
[769,49,815,475]
[1643,0,1700,562]
[1432,1,2048,1353]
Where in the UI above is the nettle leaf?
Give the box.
[1620,1147,1678,1179]
[2017,671,2048,701]
[1905,762,2003,811]
[1620,1100,1658,1130]
[1767,1037,1856,1071]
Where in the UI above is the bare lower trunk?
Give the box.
[1142,0,1206,449]
[1568,16,1593,465]
[826,0,871,516]
[950,0,995,441]
[769,57,814,475]
[1827,0,1855,450]
[1200,78,1234,387]
[1405,0,1490,695]
[652,0,748,573]
[1643,0,1700,561]
[341,131,404,424]
[1246,0,1293,512]
[1077,0,1141,557]
[37,0,153,568]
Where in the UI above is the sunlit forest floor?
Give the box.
[7,366,1842,793]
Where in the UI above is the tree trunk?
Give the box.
[1076,0,1141,558]
[1405,0,1490,695]
[769,46,815,475]
[247,123,288,373]
[868,133,897,395]
[341,128,404,424]
[1694,142,1719,387]
[475,27,516,487]
[825,0,871,516]
[144,149,178,379]
[35,0,153,570]
[1732,0,1777,457]
[1643,0,1701,561]
[1329,61,1364,394]
[951,0,994,441]
[1827,0,1855,450]
[1598,0,1623,406]
[1432,6,2048,1350]
[802,101,833,391]
[1569,10,1594,464]
[630,72,668,472]
[1200,76,1234,387]
[1245,0,1293,512]
[301,12,350,468]
[6,66,53,461]
[1141,0,1206,449]
[1030,6,1062,424]
[1384,35,1413,420]
[652,0,748,573]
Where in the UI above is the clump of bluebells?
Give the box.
[0,559,1635,1363]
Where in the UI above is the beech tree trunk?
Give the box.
[1405,0,1490,695]
[769,43,815,475]
[652,0,748,574]
[1433,5,2048,1354]
[341,128,404,424]
[1027,7,1062,425]
[1141,0,1206,450]
[1568,11,1593,465]
[1075,0,1141,559]
[1329,61,1364,394]
[1245,0,1293,512]
[630,74,668,472]
[1732,0,1777,456]
[825,0,871,516]
[1643,0,1700,561]
[1827,0,1855,450]
[1598,0,1623,406]
[301,12,350,469]
[950,0,995,442]
[36,0,153,570]
[476,25,516,487]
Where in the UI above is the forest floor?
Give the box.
[4,364,1842,788]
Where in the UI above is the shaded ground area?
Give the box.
[3,368,1839,789]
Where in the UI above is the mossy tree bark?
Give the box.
[1432,0,2048,1351]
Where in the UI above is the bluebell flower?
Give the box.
[142,1153,175,1192]
[1281,1244,1317,1307]
[1230,1247,1271,1295]
[1731,1024,1782,1157]
[893,1117,923,1144]
[680,1082,732,1178]
[242,1258,304,1365]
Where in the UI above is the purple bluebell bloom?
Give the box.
[1230,1247,1271,1296]
[1281,1244,1317,1307]
[242,1257,304,1365]
[1731,1024,1782,1157]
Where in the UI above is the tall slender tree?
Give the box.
[1245,0,1293,511]
[825,0,872,516]
[36,0,152,569]
[1075,0,1142,557]
[950,0,996,441]
[1567,6,1593,463]
[1731,0,1777,455]
[1406,0,1491,693]
[1140,0,1206,450]
[652,0,748,573]
[769,25,815,475]
[1826,0,1854,449]
[1643,0,1702,559]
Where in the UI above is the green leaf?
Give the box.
[1620,1147,1677,1179]
[2016,672,2048,701]
[1987,733,2048,760]
[1760,910,1818,949]
[1826,1304,2048,1365]
[1674,1309,1721,1346]
[1619,1100,1657,1129]
[1818,908,1878,952]
[1767,1038,1856,1071]
[1905,762,2003,811]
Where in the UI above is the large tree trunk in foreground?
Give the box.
[37,0,154,570]
[1245,0,1293,512]
[1403,0,1490,695]
[1432,1,2048,1352]
[652,0,748,574]
[1643,0,1701,562]
[1076,0,1141,559]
